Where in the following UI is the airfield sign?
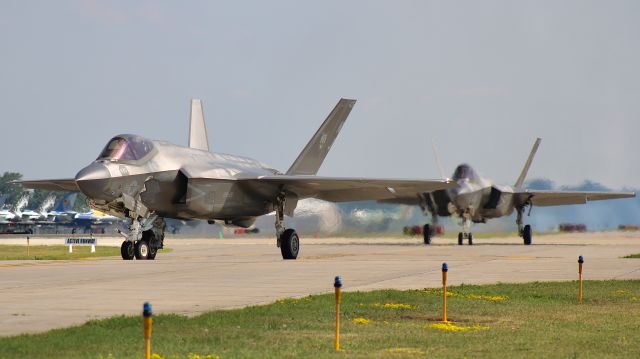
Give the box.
[65,237,97,253]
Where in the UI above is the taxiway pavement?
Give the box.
[1,232,639,336]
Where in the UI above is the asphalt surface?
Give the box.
[1,232,639,336]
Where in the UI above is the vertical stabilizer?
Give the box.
[189,99,209,152]
[431,140,447,180]
[514,138,542,188]
[286,98,356,175]
[53,193,78,212]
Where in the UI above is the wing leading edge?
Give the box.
[245,175,455,202]
[19,179,80,192]
[516,189,635,207]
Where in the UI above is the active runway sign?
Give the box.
[65,237,97,253]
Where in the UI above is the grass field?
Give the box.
[0,245,172,260]
[624,253,640,258]
[1,280,638,358]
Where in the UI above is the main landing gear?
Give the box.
[274,194,299,260]
[516,206,533,245]
[423,224,432,245]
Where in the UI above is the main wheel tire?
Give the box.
[147,245,158,260]
[523,224,532,245]
[458,232,464,245]
[134,240,150,260]
[468,232,474,245]
[423,224,431,245]
[142,231,158,260]
[121,241,134,260]
[280,228,299,260]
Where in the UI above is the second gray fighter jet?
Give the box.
[383,138,635,245]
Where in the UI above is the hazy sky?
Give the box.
[1,1,638,188]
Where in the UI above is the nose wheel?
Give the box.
[457,232,473,245]
[119,217,165,260]
[457,215,473,245]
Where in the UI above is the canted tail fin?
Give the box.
[189,99,209,152]
[514,138,542,188]
[286,98,356,175]
[53,193,78,212]
[431,140,447,180]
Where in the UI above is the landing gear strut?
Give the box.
[274,193,299,260]
[516,206,533,245]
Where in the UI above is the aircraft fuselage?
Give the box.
[446,179,516,222]
[75,136,281,226]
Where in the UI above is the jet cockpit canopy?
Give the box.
[97,134,155,162]
[452,164,479,182]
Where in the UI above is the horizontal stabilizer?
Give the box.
[286,98,356,175]
[189,99,209,152]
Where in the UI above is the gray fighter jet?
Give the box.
[21,99,454,260]
[383,138,635,245]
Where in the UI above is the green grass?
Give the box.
[624,253,640,258]
[0,245,172,260]
[1,280,639,358]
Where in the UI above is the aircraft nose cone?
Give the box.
[75,163,110,182]
[75,163,113,201]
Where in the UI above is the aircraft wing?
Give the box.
[515,190,635,207]
[18,179,80,192]
[248,175,455,202]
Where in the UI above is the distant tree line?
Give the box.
[0,171,89,212]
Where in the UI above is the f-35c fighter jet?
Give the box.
[21,99,454,260]
[383,138,635,245]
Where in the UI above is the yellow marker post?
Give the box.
[334,276,342,351]
[578,256,584,304]
[442,263,448,322]
[143,302,153,359]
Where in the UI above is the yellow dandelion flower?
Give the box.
[187,354,221,359]
[466,294,509,301]
[352,317,371,324]
[371,302,417,309]
[426,322,489,332]
[151,354,164,359]
[423,288,508,301]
